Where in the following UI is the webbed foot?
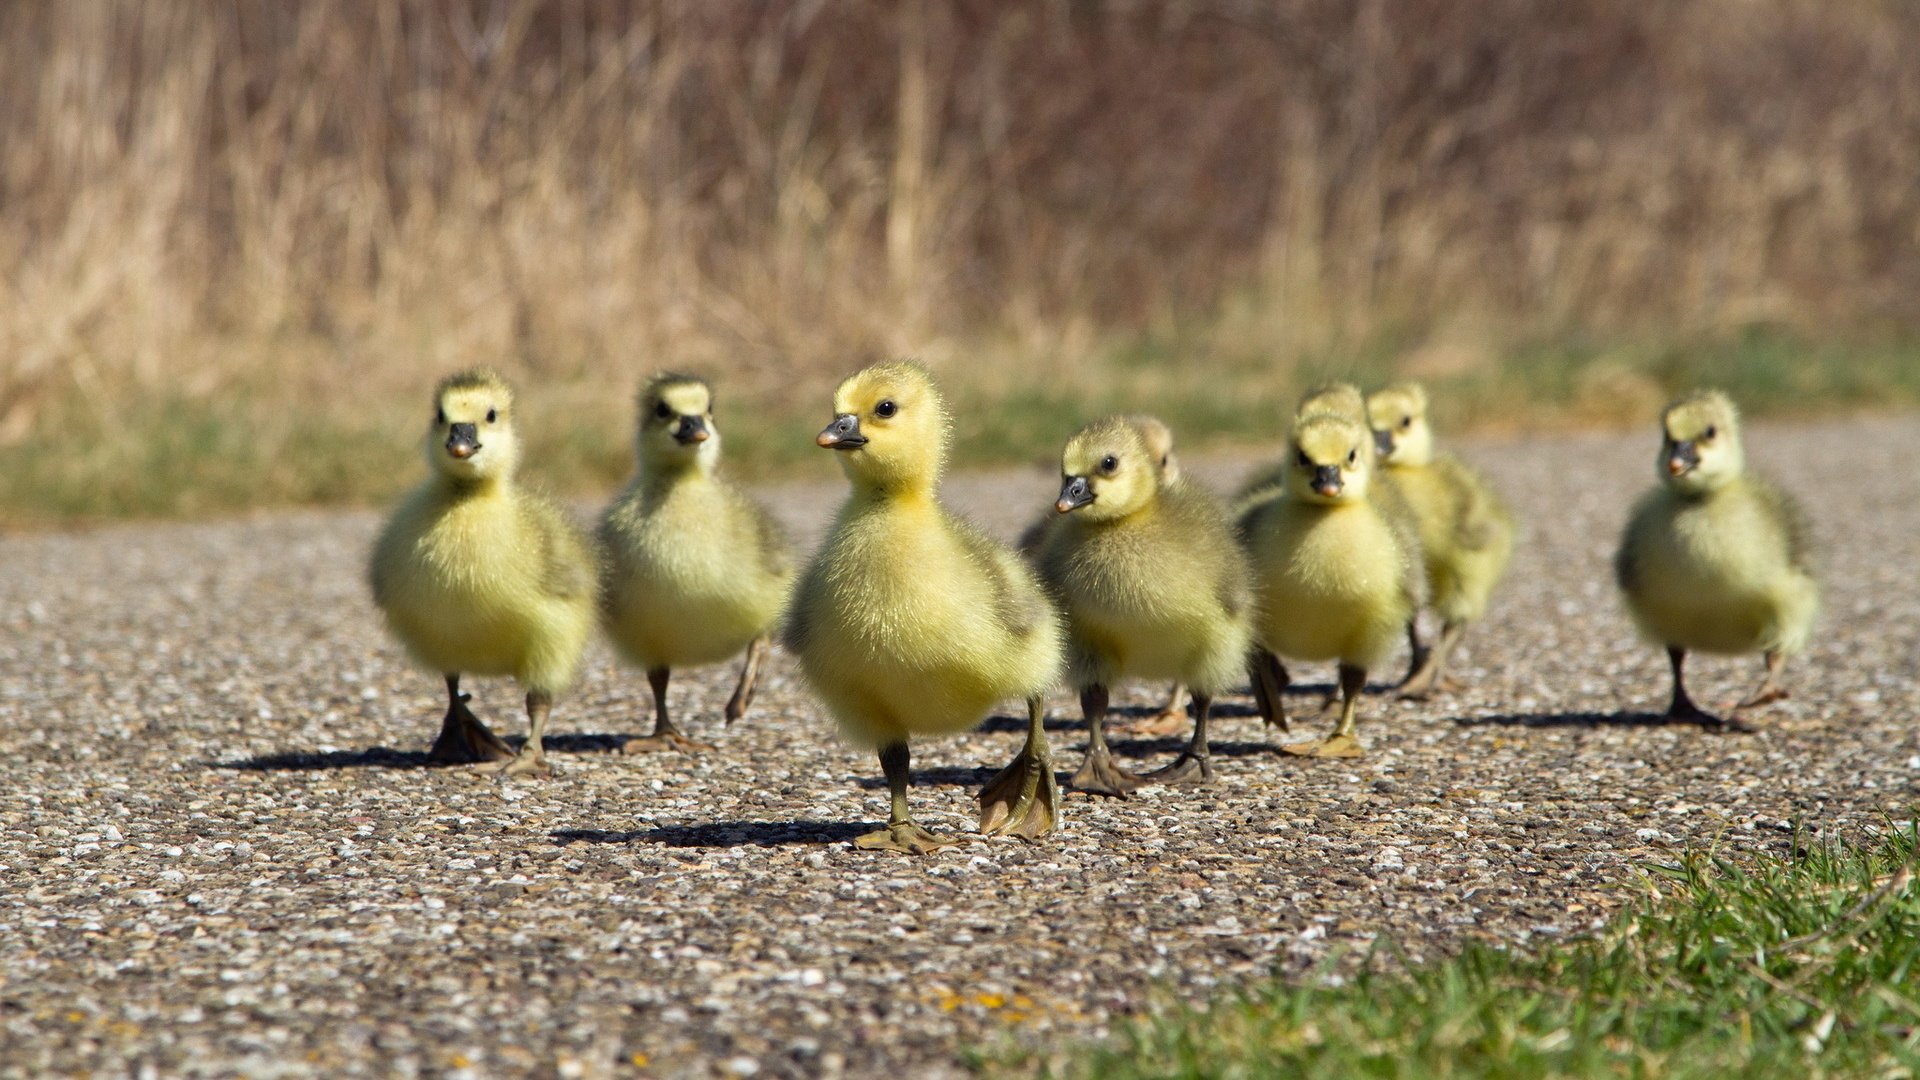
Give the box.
[1115,707,1189,737]
[1733,687,1789,712]
[1069,747,1143,798]
[480,750,553,779]
[855,822,959,855]
[427,692,516,765]
[622,731,717,755]
[1278,733,1367,758]
[979,747,1061,839]
[1142,750,1214,785]
[1668,699,1754,733]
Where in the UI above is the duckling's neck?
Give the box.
[639,455,717,499]
[850,474,938,512]
[435,471,512,502]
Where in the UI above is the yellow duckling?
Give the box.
[1233,382,1373,503]
[599,374,794,753]
[1033,416,1254,796]
[784,361,1064,853]
[369,370,596,778]
[1019,414,1191,734]
[1615,390,1818,728]
[1366,382,1515,699]
[1240,411,1417,757]
[1236,382,1423,720]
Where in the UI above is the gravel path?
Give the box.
[2,415,1917,1078]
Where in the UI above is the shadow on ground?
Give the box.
[1456,711,1750,732]
[213,731,632,770]
[553,822,871,848]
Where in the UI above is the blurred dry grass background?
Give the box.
[3,0,1920,521]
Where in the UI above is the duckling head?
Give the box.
[1296,382,1369,426]
[636,373,720,473]
[1659,389,1743,493]
[1123,413,1182,484]
[1366,382,1434,466]
[816,360,949,493]
[1286,412,1375,506]
[427,369,519,484]
[1056,416,1161,522]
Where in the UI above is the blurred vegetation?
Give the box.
[1000,823,1920,1079]
[2,1,1918,523]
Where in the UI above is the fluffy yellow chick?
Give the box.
[1020,414,1191,735]
[1366,382,1515,699]
[784,361,1065,853]
[370,370,596,778]
[1240,411,1417,757]
[1233,383,1373,504]
[599,374,794,753]
[1615,390,1818,728]
[1033,415,1254,795]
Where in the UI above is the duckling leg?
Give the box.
[1068,684,1145,797]
[1399,620,1466,700]
[722,635,771,725]
[1732,650,1791,713]
[1248,648,1290,732]
[855,741,958,854]
[1141,692,1215,785]
[1399,619,1431,688]
[427,674,515,765]
[484,689,555,779]
[1663,646,1751,732]
[624,667,718,754]
[1116,682,1189,737]
[978,695,1062,839]
[1280,663,1368,758]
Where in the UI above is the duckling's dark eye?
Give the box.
[875,400,897,419]
[1703,425,1717,440]
[435,408,446,425]
[1348,449,1358,465]
[485,408,497,424]
[654,401,673,420]
[1401,417,1413,429]
[1297,450,1312,468]
[1101,455,1119,473]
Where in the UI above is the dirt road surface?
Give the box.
[2,415,1916,1078]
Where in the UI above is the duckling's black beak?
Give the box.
[816,414,866,450]
[1056,476,1094,513]
[1312,464,1343,497]
[1374,429,1394,457]
[446,423,481,460]
[674,415,711,445]
[1667,440,1699,477]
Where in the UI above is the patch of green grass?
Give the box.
[998,823,1920,1079]
[3,327,1917,525]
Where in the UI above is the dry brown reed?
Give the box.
[1,1,1917,516]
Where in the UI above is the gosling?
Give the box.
[1615,390,1817,728]
[1233,382,1372,504]
[1367,382,1514,699]
[1033,416,1254,796]
[1020,414,1191,734]
[1237,382,1423,719]
[1240,411,1417,757]
[784,361,1064,854]
[369,370,596,778]
[599,374,794,753]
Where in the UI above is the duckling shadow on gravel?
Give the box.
[213,732,630,771]
[553,822,870,848]
[1103,735,1275,760]
[973,699,1262,734]
[1455,710,1740,730]
[854,765,1003,789]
